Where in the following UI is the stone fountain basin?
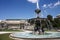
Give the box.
[10,31,60,39]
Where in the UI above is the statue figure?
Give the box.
[34,19,41,34]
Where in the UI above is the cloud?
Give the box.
[42,4,47,8]
[48,3,53,8]
[42,0,60,8]
[42,3,53,8]
[54,0,60,7]
[27,0,38,3]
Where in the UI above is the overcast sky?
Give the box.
[0,0,60,20]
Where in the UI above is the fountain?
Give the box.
[9,0,60,40]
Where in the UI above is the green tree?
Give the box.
[54,18,60,28]
[47,15,53,22]
[28,19,34,25]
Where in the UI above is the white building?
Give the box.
[0,19,31,30]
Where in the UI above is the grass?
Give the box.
[0,29,24,32]
[0,29,24,40]
[0,33,14,40]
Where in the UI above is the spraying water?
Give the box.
[37,0,39,9]
[48,20,53,30]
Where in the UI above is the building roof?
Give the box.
[6,19,28,21]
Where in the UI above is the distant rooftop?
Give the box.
[6,19,28,21]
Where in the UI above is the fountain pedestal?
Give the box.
[34,9,44,34]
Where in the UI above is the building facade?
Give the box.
[0,19,31,30]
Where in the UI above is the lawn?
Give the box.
[0,29,24,32]
[0,29,24,40]
[0,33,14,40]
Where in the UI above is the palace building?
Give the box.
[0,19,31,30]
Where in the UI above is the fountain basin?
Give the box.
[10,31,60,40]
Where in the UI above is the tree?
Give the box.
[28,19,34,25]
[47,15,53,22]
[41,20,46,28]
[54,18,60,28]
[47,15,54,30]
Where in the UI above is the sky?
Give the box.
[0,0,60,20]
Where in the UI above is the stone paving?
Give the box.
[0,31,12,34]
[11,37,60,40]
